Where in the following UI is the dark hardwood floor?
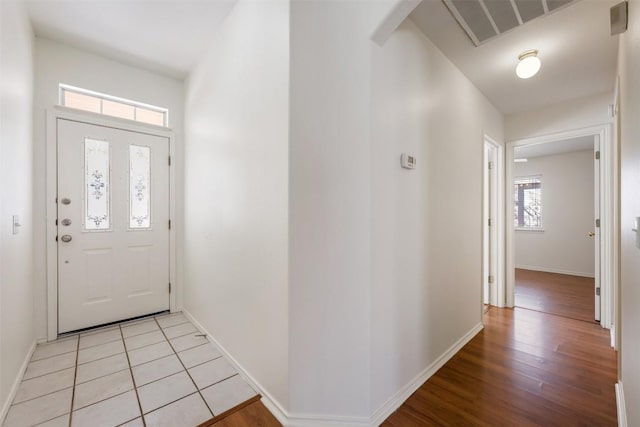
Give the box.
[515,268,595,322]
[204,294,616,427]
[382,307,617,426]
[198,398,281,427]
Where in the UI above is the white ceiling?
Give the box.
[25,0,620,110]
[515,135,594,159]
[26,0,237,80]
[410,0,620,115]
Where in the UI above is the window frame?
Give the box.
[513,175,544,231]
[59,84,169,127]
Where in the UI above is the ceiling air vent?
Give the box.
[443,0,576,46]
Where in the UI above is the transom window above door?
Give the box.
[59,84,168,127]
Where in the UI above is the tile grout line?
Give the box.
[137,391,202,420]
[118,325,147,427]
[153,317,216,419]
[11,385,74,407]
[69,388,134,413]
[183,355,224,371]
[76,366,130,386]
[68,336,80,427]
[18,365,76,384]
[76,350,127,368]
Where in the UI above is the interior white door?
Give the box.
[594,135,601,322]
[483,142,499,307]
[57,118,170,333]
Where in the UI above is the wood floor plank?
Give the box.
[382,307,617,427]
[515,268,595,322]
[200,400,281,427]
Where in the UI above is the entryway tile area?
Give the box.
[3,313,258,427]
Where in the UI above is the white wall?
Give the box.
[183,0,289,410]
[370,18,504,414]
[33,38,185,339]
[0,0,35,416]
[288,1,382,418]
[505,91,612,141]
[617,0,640,423]
[514,150,595,277]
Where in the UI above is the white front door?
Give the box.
[57,118,170,333]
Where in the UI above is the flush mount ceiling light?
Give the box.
[516,50,541,79]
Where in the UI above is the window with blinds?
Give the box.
[514,176,542,229]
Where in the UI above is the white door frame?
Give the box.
[46,106,178,341]
[505,124,614,329]
[483,135,505,308]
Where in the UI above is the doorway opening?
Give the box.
[505,125,614,331]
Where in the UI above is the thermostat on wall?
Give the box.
[401,153,416,169]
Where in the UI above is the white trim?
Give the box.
[0,340,37,425]
[610,324,616,349]
[514,265,595,278]
[46,106,177,341]
[369,322,484,426]
[505,124,614,330]
[483,135,505,307]
[370,0,421,46]
[616,382,627,427]
[181,309,291,426]
[183,308,483,427]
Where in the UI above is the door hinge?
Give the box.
[596,219,601,228]
[169,282,172,294]
[596,287,601,296]
[168,156,171,166]
[168,219,172,230]
[488,275,494,284]
[55,219,58,226]
[595,151,600,160]
[488,218,493,227]
[488,161,494,170]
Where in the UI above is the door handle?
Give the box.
[61,235,72,243]
[588,231,596,237]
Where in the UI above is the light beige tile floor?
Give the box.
[2,312,258,427]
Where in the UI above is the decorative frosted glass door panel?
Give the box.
[84,138,111,230]
[129,145,151,229]
[57,119,170,333]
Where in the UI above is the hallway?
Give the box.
[383,307,617,426]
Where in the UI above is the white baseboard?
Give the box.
[181,309,290,425]
[616,382,627,427]
[1,340,37,425]
[610,325,616,349]
[515,265,595,278]
[369,322,484,425]
[182,310,483,427]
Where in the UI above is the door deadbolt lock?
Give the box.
[60,235,72,243]
[61,198,71,205]
[61,219,72,226]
